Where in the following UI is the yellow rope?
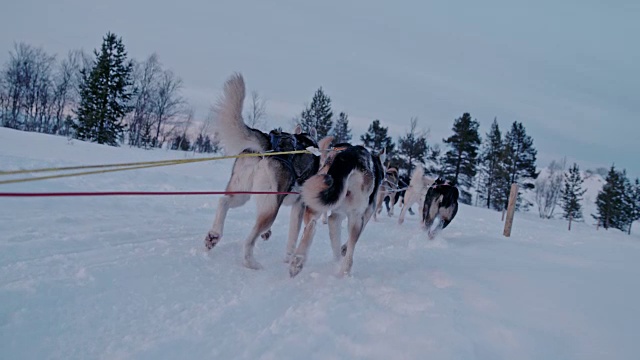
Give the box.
[0,149,312,185]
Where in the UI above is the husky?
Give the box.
[288,137,385,277]
[397,166,435,225]
[374,166,399,220]
[422,177,459,239]
[203,73,320,269]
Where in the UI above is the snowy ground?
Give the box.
[1,128,639,360]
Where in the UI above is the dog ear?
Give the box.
[310,127,318,140]
[379,148,387,168]
[294,124,302,135]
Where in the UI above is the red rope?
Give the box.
[0,191,299,197]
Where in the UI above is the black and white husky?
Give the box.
[422,178,459,239]
[288,137,385,277]
[204,73,320,269]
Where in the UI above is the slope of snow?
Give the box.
[1,128,639,360]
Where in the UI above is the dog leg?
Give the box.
[243,194,281,270]
[398,191,414,224]
[261,229,272,241]
[321,211,328,224]
[284,201,304,263]
[205,194,250,249]
[289,208,319,277]
[339,211,368,277]
[388,193,397,217]
[373,190,384,221]
[328,211,346,261]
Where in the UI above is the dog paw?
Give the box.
[398,218,404,224]
[261,230,272,241]
[243,256,263,270]
[204,232,221,250]
[289,255,305,277]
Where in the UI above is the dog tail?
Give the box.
[212,73,264,155]
[410,166,424,187]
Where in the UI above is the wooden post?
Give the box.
[568,214,573,231]
[503,183,518,237]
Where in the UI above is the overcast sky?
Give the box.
[2,0,638,176]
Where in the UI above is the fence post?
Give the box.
[568,214,573,231]
[503,183,518,237]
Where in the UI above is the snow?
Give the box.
[1,127,639,360]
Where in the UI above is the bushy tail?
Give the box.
[410,166,424,187]
[213,73,264,155]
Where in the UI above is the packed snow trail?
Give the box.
[1,128,639,360]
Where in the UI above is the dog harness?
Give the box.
[268,131,313,187]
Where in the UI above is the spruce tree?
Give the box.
[396,117,427,176]
[331,112,352,143]
[593,165,626,230]
[502,121,538,209]
[300,87,333,138]
[360,119,395,155]
[561,163,587,221]
[625,178,640,234]
[74,32,133,146]
[441,113,481,204]
[477,118,508,210]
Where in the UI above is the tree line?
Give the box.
[294,85,639,233]
[2,33,637,233]
[0,32,219,153]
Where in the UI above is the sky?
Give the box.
[1,0,638,177]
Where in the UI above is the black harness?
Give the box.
[268,131,310,185]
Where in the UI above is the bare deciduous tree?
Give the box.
[153,69,185,147]
[535,158,566,219]
[51,50,85,135]
[1,43,55,132]
[245,90,267,129]
[129,54,161,148]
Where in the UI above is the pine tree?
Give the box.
[424,144,443,178]
[593,165,626,230]
[396,117,427,176]
[477,118,508,210]
[502,121,538,209]
[625,178,640,234]
[74,32,133,146]
[561,163,587,222]
[331,112,352,143]
[441,113,481,204]
[360,119,395,155]
[300,87,333,138]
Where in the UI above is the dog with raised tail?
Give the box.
[288,137,385,277]
[203,73,320,269]
[397,166,434,225]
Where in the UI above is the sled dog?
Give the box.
[288,137,385,277]
[374,166,399,220]
[422,177,459,239]
[204,73,320,269]
[397,167,435,225]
